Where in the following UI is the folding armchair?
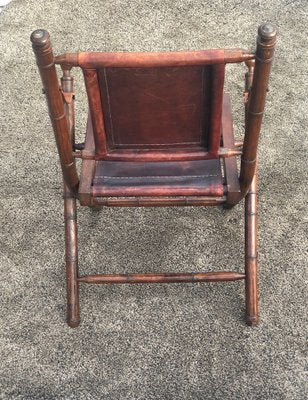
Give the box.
[30,23,276,328]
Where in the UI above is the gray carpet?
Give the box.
[0,0,307,399]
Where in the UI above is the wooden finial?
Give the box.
[30,29,49,45]
[258,23,277,41]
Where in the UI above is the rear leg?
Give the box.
[64,184,80,327]
[245,171,259,326]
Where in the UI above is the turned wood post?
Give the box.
[60,67,80,328]
[63,183,80,327]
[61,67,75,148]
[244,59,255,125]
[245,168,258,325]
[239,23,277,197]
[30,29,79,193]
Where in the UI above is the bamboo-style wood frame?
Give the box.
[31,23,276,327]
[31,30,79,194]
[55,48,254,69]
[240,24,277,197]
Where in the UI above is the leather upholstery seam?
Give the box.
[94,174,220,180]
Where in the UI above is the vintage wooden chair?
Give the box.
[30,23,276,328]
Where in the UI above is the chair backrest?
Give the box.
[97,66,218,152]
[55,49,253,161]
[31,23,276,197]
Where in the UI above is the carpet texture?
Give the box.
[0,1,307,399]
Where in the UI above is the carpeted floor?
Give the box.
[0,1,307,399]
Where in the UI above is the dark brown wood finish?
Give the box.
[63,183,80,327]
[79,271,245,284]
[240,23,277,197]
[31,24,276,327]
[78,115,96,206]
[245,169,258,325]
[222,94,241,206]
[91,195,226,207]
[30,30,79,193]
[98,147,241,162]
[244,59,255,106]
[83,69,108,158]
[61,68,80,327]
[61,69,75,147]
[209,64,225,155]
[74,148,241,162]
[55,48,254,69]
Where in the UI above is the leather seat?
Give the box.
[92,159,224,197]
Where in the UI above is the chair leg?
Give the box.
[64,183,80,328]
[245,170,259,326]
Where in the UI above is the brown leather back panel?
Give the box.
[98,66,212,150]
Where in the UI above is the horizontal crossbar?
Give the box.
[55,49,254,69]
[78,271,245,284]
[92,196,227,207]
[73,148,242,161]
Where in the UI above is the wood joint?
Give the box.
[234,141,243,148]
[65,214,77,221]
[219,148,242,158]
[61,89,75,104]
[73,151,95,159]
[248,109,264,116]
[53,112,66,121]
[40,59,55,69]
[66,256,78,262]
[63,194,75,199]
[255,55,274,64]
[241,157,256,164]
